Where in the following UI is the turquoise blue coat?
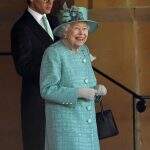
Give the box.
[40,40,100,150]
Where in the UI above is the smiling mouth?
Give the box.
[75,37,85,41]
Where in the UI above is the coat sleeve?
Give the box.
[11,24,40,81]
[40,48,79,106]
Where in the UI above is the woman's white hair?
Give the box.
[61,24,71,38]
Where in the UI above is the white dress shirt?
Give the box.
[28,7,54,40]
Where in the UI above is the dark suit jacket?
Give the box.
[11,10,59,150]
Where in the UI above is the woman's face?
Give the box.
[65,22,89,49]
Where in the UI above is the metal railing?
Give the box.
[0,52,12,56]
[93,66,150,150]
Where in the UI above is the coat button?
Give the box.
[87,118,92,123]
[82,58,86,63]
[86,106,91,111]
[84,79,88,84]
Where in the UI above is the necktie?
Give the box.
[42,16,54,40]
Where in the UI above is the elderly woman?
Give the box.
[40,6,107,150]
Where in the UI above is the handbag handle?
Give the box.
[97,100,105,120]
[95,94,104,113]
[99,101,104,112]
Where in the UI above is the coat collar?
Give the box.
[23,10,53,43]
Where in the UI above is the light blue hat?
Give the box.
[53,5,99,37]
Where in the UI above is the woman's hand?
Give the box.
[96,84,107,96]
[78,88,97,100]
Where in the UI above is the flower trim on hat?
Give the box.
[60,6,84,23]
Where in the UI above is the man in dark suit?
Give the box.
[11,0,58,150]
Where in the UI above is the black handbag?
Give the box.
[96,101,119,140]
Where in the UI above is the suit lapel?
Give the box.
[23,11,53,44]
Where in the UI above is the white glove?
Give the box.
[78,88,97,100]
[90,53,96,62]
[96,84,107,96]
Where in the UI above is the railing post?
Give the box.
[133,96,136,150]
[133,96,141,150]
